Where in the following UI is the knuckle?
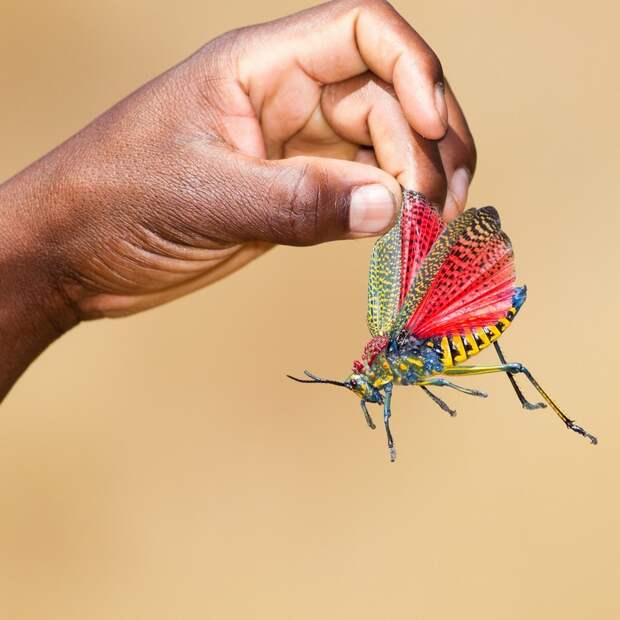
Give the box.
[417,48,443,80]
[341,0,395,18]
[267,163,320,245]
[195,25,254,79]
[358,0,393,12]
[201,26,243,56]
[289,163,327,245]
[266,161,342,246]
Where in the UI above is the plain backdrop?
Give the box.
[1,1,619,618]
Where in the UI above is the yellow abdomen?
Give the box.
[439,305,518,367]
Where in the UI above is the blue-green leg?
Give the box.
[493,342,545,410]
[443,362,598,444]
[420,386,457,417]
[383,383,396,462]
[419,376,488,398]
[360,400,376,430]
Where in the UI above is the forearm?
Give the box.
[0,163,78,399]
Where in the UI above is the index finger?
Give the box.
[236,0,448,140]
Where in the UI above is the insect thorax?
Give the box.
[355,334,444,388]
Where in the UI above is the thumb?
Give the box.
[213,152,402,246]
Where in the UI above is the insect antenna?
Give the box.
[286,370,348,388]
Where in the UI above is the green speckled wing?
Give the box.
[367,210,402,337]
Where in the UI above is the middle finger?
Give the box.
[321,73,447,207]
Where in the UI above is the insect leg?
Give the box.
[383,383,397,462]
[420,386,457,417]
[493,342,546,410]
[360,399,376,430]
[443,363,598,444]
[419,376,488,398]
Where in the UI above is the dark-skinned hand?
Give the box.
[0,0,476,396]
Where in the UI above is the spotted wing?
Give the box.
[367,211,402,337]
[392,206,517,339]
[367,191,444,337]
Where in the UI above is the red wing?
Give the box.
[399,192,445,307]
[405,206,517,339]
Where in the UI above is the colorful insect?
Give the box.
[288,190,597,461]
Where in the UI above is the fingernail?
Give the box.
[448,167,471,211]
[434,82,448,131]
[350,184,397,234]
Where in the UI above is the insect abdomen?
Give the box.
[439,286,527,367]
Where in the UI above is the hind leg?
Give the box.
[493,342,545,410]
[443,363,597,444]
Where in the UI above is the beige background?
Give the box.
[1,1,619,618]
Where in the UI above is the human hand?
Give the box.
[1,0,475,326]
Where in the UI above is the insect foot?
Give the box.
[522,401,547,411]
[470,389,488,398]
[565,420,598,445]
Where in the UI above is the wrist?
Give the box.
[0,161,80,397]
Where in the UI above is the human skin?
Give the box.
[0,0,476,399]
